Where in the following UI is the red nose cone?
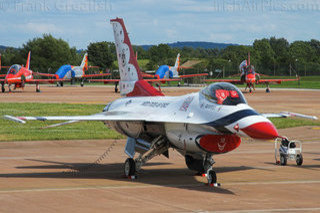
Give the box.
[241,122,278,140]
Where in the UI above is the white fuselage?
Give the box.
[103,91,272,155]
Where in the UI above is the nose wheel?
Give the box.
[206,169,220,187]
[124,158,136,178]
[203,154,220,187]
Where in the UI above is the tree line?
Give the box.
[1,34,319,76]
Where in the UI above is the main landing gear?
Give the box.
[1,83,5,93]
[185,154,220,187]
[114,82,118,93]
[266,84,271,93]
[123,136,169,179]
[36,83,40,93]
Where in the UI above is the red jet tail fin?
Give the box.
[110,18,163,97]
[25,51,31,70]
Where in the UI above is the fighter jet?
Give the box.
[205,53,299,93]
[152,53,207,81]
[4,18,317,186]
[0,51,61,93]
[46,53,110,87]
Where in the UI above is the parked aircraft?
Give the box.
[0,51,60,93]
[5,18,317,186]
[153,53,207,81]
[205,53,299,93]
[91,53,206,92]
[48,53,110,87]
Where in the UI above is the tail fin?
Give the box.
[80,53,88,71]
[174,53,180,69]
[110,18,163,97]
[171,53,180,77]
[25,51,31,70]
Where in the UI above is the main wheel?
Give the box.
[185,155,205,173]
[36,84,40,93]
[1,85,5,93]
[296,154,303,166]
[266,88,270,93]
[207,170,217,184]
[81,82,84,87]
[60,82,64,87]
[280,154,287,166]
[124,158,136,177]
[21,75,26,88]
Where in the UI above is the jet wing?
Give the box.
[179,73,208,78]
[33,72,56,77]
[89,79,120,84]
[141,73,155,78]
[262,112,318,120]
[25,79,69,84]
[258,78,299,84]
[83,73,111,78]
[204,79,242,84]
[4,109,206,125]
[146,79,182,82]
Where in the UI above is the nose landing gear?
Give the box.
[203,154,220,187]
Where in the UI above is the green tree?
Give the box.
[87,42,115,70]
[147,44,175,69]
[253,39,275,73]
[20,34,78,73]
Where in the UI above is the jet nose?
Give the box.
[241,122,278,140]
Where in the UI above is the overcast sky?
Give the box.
[0,0,319,49]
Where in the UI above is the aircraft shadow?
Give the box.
[0,159,266,195]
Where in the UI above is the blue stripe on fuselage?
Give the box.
[206,109,259,134]
[55,65,74,79]
[155,65,173,79]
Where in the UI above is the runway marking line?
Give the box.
[1,180,320,193]
[207,207,320,213]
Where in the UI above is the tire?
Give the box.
[21,75,26,88]
[1,84,5,93]
[81,82,84,87]
[185,155,205,173]
[124,158,136,177]
[296,154,303,166]
[280,154,287,166]
[266,88,270,93]
[208,170,217,184]
[60,82,64,87]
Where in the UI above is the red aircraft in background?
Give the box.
[0,51,61,93]
[205,53,299,93]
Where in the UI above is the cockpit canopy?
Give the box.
[7,65,21,75]
[201,83,247,105]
